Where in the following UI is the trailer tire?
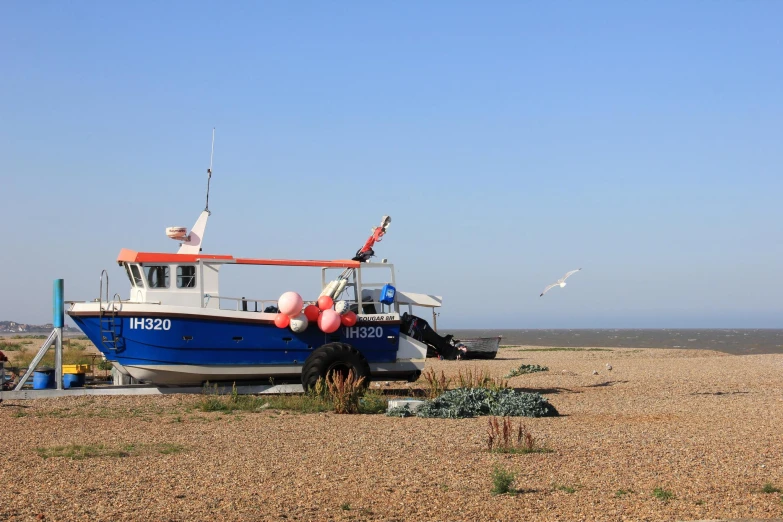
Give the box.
[301,343,371,391]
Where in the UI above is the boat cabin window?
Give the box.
[177,265,196,288]
[129,264,145,287]
[145,265,170,288]
[124,263,136,287]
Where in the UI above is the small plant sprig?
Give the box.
[491,465,516,495]
[326,370,366,414]
[422,368,451,399]
[487,416,549,454]
[506,364,549,378]
[761,483,782,494]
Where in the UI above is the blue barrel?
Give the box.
[63,373,85,389]
[33,369,55,390]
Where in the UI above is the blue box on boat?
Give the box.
[63,373,86,389]
[380,284,396,305]
[33,369,55,390]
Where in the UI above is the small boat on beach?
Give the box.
[453,336,501,359]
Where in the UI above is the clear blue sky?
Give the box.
[1,2,781,328]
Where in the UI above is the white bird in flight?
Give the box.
[540,268,582,297]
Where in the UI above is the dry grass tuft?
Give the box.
[458,367,508,392]
[422,368,452,398]
[487,416,550,454]
[326,370,366,414]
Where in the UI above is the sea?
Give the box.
[445,329,783,356]
[3,329,782,356]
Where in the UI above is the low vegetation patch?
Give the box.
[415,387,558,419]
[761,483,782,494]
[487,416,551,454]
[197,383,329,414]
[36,442,185,460]
[196,377,387,415]
[652,487,675,501]
[515,347,612,352]
[554,484,577,494]
[505,364,549,377]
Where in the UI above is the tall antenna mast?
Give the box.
[205,127,215,214]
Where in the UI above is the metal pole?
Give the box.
[54,279,64,390]
[432,310,437,332]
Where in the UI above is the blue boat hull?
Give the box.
[70,312,403,384]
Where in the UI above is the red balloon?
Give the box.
[340,311,357,327]
[274,314,290,329]
[317,295,334,311]
[303,304,320,322]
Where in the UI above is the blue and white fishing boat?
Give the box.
[68,146,456,386]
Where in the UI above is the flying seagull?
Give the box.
[540,268,582,297]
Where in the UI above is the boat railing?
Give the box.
[204,294,392,315]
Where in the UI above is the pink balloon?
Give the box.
[303,304,320,322]
[317,295,334,311]
[278,291,304,317]
[318,309,341,333]
[340,311,357,327]
[274,314,290,329]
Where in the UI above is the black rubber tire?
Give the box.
[301,342,371,391]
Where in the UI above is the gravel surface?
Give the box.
[2,347,783,521]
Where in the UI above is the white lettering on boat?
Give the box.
[129,318,172,331]
[344,326,383,339]
[356,315,396,322]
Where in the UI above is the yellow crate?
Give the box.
[62,364,90,374]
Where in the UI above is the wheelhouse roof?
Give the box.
[117,249,361,268]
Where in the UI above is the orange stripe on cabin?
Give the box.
[116,249,360,268]
[235,258,360,268]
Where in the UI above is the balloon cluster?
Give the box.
[273,292,357,334]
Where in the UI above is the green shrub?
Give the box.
[416,387,558,419]
[358,389,388,414]
[386,404,415,417]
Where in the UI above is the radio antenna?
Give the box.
[205,127,215,214]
